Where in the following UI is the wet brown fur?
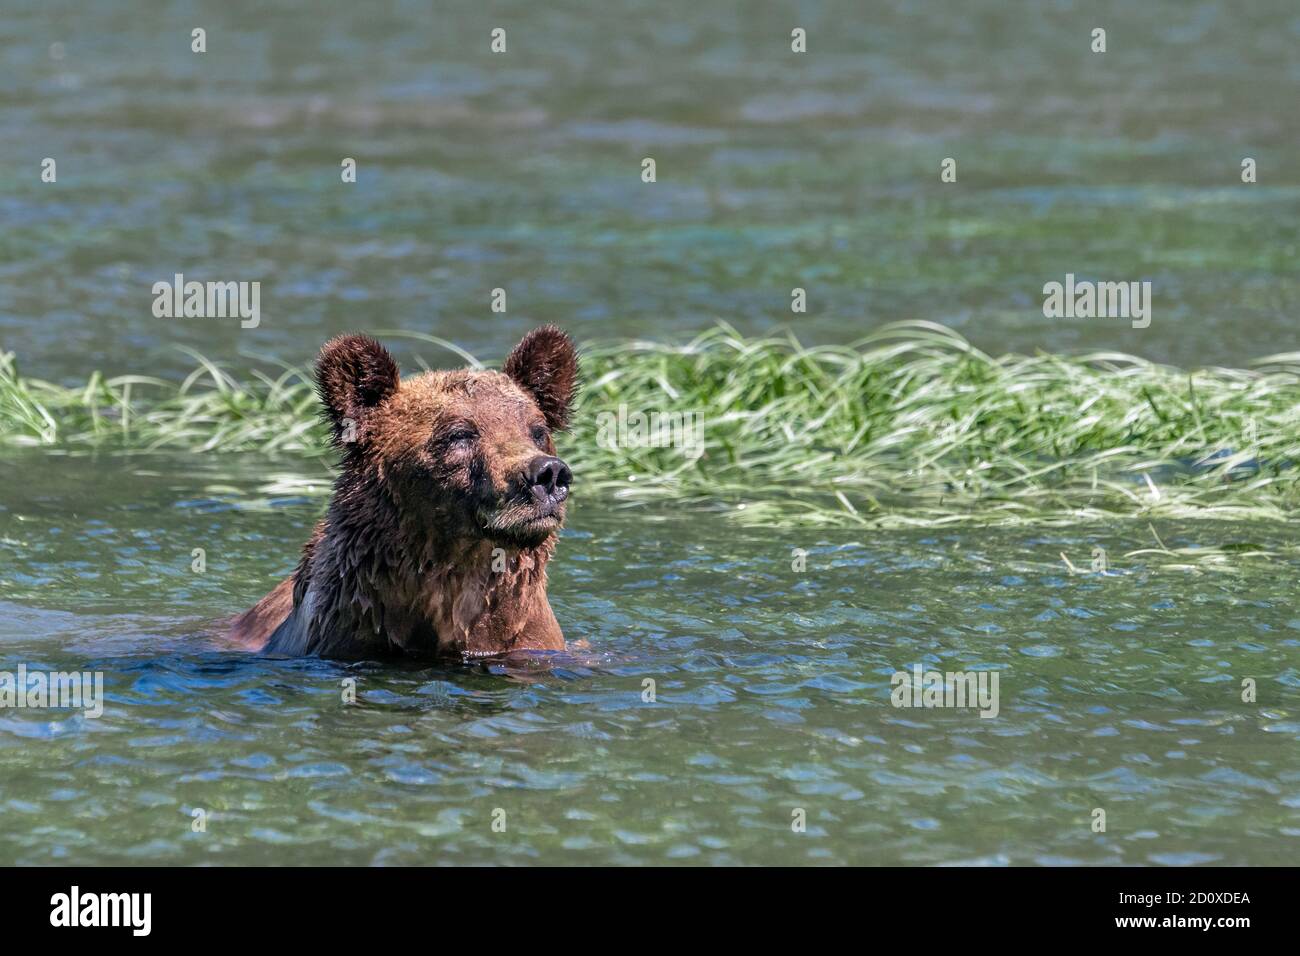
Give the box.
[226,326,579,660]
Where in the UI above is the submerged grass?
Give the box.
[2,321,1299,529]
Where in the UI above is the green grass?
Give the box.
[3,322,1299,528]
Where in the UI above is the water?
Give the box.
[3,1,1300,380]
[1,1,1299,863]
[0,452,1296,864]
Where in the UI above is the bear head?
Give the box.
[315,325,579,551]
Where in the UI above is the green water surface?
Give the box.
[0,452,1295,864]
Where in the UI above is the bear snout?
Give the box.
[524,455,572,504]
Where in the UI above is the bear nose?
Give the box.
[525,455,571,501]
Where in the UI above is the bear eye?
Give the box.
[443,427,478,446]
[530,424,549,447]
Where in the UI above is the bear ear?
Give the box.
[503,325,579,431]
[315,334,400,446]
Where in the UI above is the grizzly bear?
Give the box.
[226,326,579,660]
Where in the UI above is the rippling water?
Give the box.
[0,453,1296,864]
[3,0,1299,380]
